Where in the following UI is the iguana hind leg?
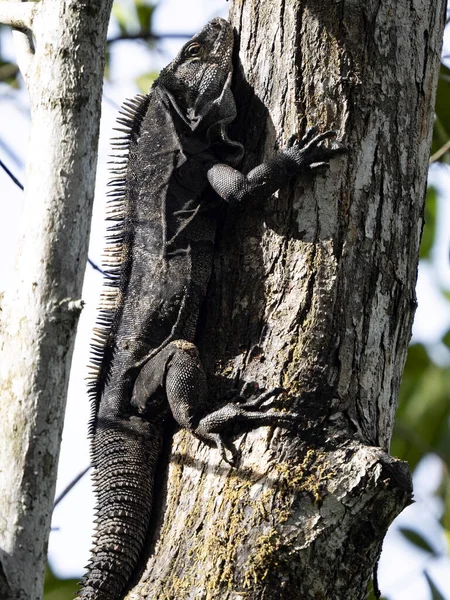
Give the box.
[132,340,298,465]
[194,398,299,465]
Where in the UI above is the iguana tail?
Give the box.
[78,413,164,599]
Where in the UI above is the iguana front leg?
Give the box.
[131,341,296,465]
[207,128,341,203]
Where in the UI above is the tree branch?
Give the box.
[0,0,114,596]
[107,31,193,44]
[0,158,24,189]
[53,466,90,508]
[11,27,34,81]
[0,2,38,82]
[429,137,450,163]
[0,1,35,30]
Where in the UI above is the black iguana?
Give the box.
[79,17,341,600]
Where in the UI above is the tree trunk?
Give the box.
[0,2,113,599]
[127,0,445,598]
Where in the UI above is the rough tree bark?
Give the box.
[128,1,445,599]
[0,1,113,599]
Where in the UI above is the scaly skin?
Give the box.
[79,17,342,600]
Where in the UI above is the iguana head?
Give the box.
[158,17,235,125]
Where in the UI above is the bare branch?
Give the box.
[0,2,37,81]
[0,1,35,30]
[12,27,34,81]
[429,137,450,163]
[0,158,24,190]
[107,31,193,44]
[87,257,114,278]
[53,466,90,508]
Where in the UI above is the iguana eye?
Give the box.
[186,43,203,58]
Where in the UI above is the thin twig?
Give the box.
[373,560,381,600]
[107,31,194,44]
[53,465,91,508]
[0,159,112,278]
[88,257,114,278]
[0,136,24,168]
[0,158,24,189]
[429,138,450,163]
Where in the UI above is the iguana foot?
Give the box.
[284,127,345,170]
[194,386,300,465]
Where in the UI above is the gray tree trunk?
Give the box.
[128,1,445,599]
[0,1,113,599]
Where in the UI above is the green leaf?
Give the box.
[442,330,450,349]
[424,571,447,600]
[392,348,450,469]
[111,3,130,35]
[0,60,20,87]
[440,472,450,555]
[432,63,450,163]
[419,186,437,259]
[104,47,112,81]
[445,529,450,555]
[111,1,157,39]
[395,343,430,411]
[136,1,155,37]
[43,566,79,600]
[136,71,159,94]
[399,528,437,555]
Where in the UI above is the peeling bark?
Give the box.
[0,2,113,598]
[127,0,445,598]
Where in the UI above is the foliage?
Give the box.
[420,186,437,260]
[390,71,450,588]
[388,173,450,599]
[432,63,450,164]
[392,342,450,470]
[43,566,78,600]
[112,0,156,39]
